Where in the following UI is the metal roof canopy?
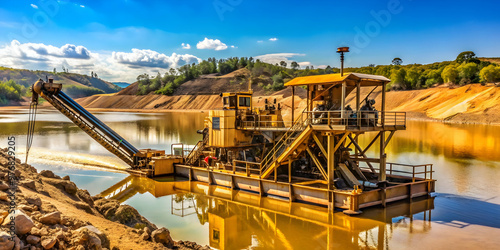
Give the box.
[284,72,390,87]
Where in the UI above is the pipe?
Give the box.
[358,180,378,188]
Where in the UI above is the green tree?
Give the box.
[479,64,500,83]
[456,51,479,64]
[392,58,403,65]
[290,61,299,70]
[441,65,459,83]
[280,61,287,68]
[457,62,478,84]
[390,68,406,89]
[405,67,420,89]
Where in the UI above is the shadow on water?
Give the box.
[429,193,500,229]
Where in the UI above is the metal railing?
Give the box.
[305,110,406,128]
[359,162,434,182]
[232,160,262,176]
[259,110,310,175]
[239,114,286,129]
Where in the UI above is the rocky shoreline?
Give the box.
[0,148,209,250]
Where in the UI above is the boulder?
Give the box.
[14,170,21,178]
[30,227,49,236]
[62,175,70,181]
[0,192,8,201]
[63,181,77,195]
[76,225,109,249]
[26,235,41,245]
[19,204,37,213]
[20,179,36,190]
[0,182,9,191]
[41,237,56,249]
[76,189,94,207]
[0,210,8,224]
[73,227,102,249]
[2,210,34,235]
[151,227,174,248]
[140,231,149,241]
[13,236,21,250]
[0,231,15,250]
[40,170,59,179]
[42,178,77,195]
[26,195,42,207]
[39,211,61,225]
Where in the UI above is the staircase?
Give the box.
[260,112,312,179]
[185,135,209,165]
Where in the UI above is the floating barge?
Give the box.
[30,51,435,215]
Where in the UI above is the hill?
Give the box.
[479,57,500,64]
[0,66,121,97]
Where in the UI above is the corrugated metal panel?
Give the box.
[284,73,390,86]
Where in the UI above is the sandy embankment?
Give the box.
[0,148,209,250]
[73,83,500,125]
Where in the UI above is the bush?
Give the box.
[442,65,459,84]
[0,80,26,104]
[457,62,478,83]
[479,64,500,83]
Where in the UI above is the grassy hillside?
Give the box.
[0,66,121,94]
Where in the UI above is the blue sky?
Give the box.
[0,0,499,82]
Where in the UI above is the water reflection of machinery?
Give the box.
[100,176,434,250]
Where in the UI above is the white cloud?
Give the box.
[257,40,264,43]
[269,38,278,41]
[112,48,201,68]
[196,38,228,51]
[230,45,237,48]
[0,40,202,82]
[254,53,306,65]
[80,5,85,8]
[31,4,38,9]
[181,43,191,49]
[298,62,312,67]
[0,40,91,60]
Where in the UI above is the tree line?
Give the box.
[347,51,500,90]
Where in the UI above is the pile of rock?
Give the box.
[0,194,107,249]
[0,148,210,249]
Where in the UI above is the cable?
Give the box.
[25,101,37,163]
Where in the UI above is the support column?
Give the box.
[341,81,346,119]
[356,82,361,128]
[381,82,386,128]
[291,86,295,124]
[327,133,335,210]
[379,131,386,182]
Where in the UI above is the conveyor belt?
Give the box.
[40,89,138,166]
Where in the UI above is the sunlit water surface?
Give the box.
[0,108,499,249]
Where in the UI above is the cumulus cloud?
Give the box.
[31,4,38,9]
[269,38,278,41]
[0,40,91,60]
[181,43,191,49]
[254,53,306,65]
[80,5,85,8]
[230,45,237,48]
[0,40,203,82]
[112,48,201,68]
[196,38,228,51]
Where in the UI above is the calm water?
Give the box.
[0,108,499,249]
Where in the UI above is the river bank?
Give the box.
[0,148,209,250]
